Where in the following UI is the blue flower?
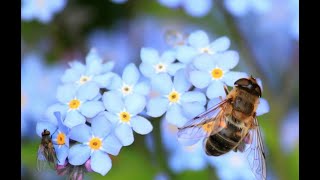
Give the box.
[55,83,104,128]
[224,0,271,17]
[103,91,153,146]
[189,52,248,99]
[280,108,299,153]
[158,0,213,17]
[147,70,206,127]
[21,0,67,23]
[67,113,122,176]
[21,53,63,137]
[161,118,208,173]
[108,63,150,97]
[61,48,115,89]
[36,112,69,165]
[140,48,185,79]
[110,0,128,3]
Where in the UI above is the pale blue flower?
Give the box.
[108,63,150,97]
[280,108,299,153]
[147,70,206,127]
[176,30,231,64]
[103,91,153,146]
[158,0,213,17]
[224,0,271,17]
[61,48,115,89]
[55,83,105,128]
[21,0,67,23]
[189,52,248,99]
[36,112,69,165]
[68,114,122,176]
[140,47,185,79]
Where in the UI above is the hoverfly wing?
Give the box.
[37,145,50,172]
[244,118,267,180]
[177,99,230,146]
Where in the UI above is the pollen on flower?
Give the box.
[202,121,214,133]
[56,133,66,145]
[78,75,92,85]
[119,111,131,123]
[168,91,180,104]
[69,99,81,110]
[200,47,214,54]
[89,137,102,150]
[184,144,197,152]
[211,68,224,79]
[121,84,133,96]
[154,63,167,73]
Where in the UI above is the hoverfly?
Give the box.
[37,128,59,171]
[178,76,267,180]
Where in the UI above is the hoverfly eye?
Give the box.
[234,78,250,87]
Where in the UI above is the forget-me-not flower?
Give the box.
[36,112,69,165]
[190,52,248,99]
[56,83,104,128]
[224,0,271,17]
[147,70,206,127]
[176,30,231,64]
[280,108,299,153]
[103,91,153,146]
[68,114,122,176]
[21,0,67,23]
[158,0,213,17]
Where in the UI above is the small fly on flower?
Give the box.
[37,129,59,171]
[56,162,88,180]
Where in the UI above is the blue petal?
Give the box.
[91,151,112,176]
[139,62,156,79]
[147,97,169,117]
[190,71,211,88]
[140,47,159,64]
[36,121,57,137]
[135,81,151,96]
[176,45,198,64]
[64,111,86,128]
[85,48,102,65]
[256,98,270,116]
[56,84,77,103]
[224,0,248,17]
[80,101,104,118]
[104,111,119,124]
[166,105,188,127]
[91,113,112,138]
[54,145,68,165]
[69,124,91,143]
[151,74,173,95]
[102,91,124,113]
[77,82,99,101]
[125,94,146,115]
[206,81,225,99]
[122,63,140,85]
[182,102,206,119]
[181,91,207,105]
[61,69,81,84]
[173,69,191,92]
[167,63,186,76]
[102,134,122,156]
[215,51,239,70]
[54,112,69,135]
[183,0,212,17]
[193,54,215,71]
[93,72,115,88]
[131,116,153,135]
[161,50,176,64]
[209,36,230,52]
[223,71,248,86]
[114,124,134,146]
[188,30,209,48]
[69,61,86,72]
[45,104,68,125]
[68,144,91,165]
[107,74,122,90]
[207,98,223,110]
[102,61,115,73]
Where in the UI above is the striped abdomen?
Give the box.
[205,120,244,156]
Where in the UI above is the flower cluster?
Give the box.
[36,29,270,179]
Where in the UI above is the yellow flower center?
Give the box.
[200,47,214,54]
[79,75,91,85]
[168,91,180,103]
[69,99,81,110]
[202,122,214,133]
[154,63,167,73]
[119,111,131,123]
[211,68,224,79]
[121,85,133,96]
[89,138,102,150]
[56,133,66,145]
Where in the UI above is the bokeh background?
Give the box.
[21,0,299,179]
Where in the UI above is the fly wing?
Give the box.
[37,145,50,172]
[177,99,230,146]
[244,118,267,180]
